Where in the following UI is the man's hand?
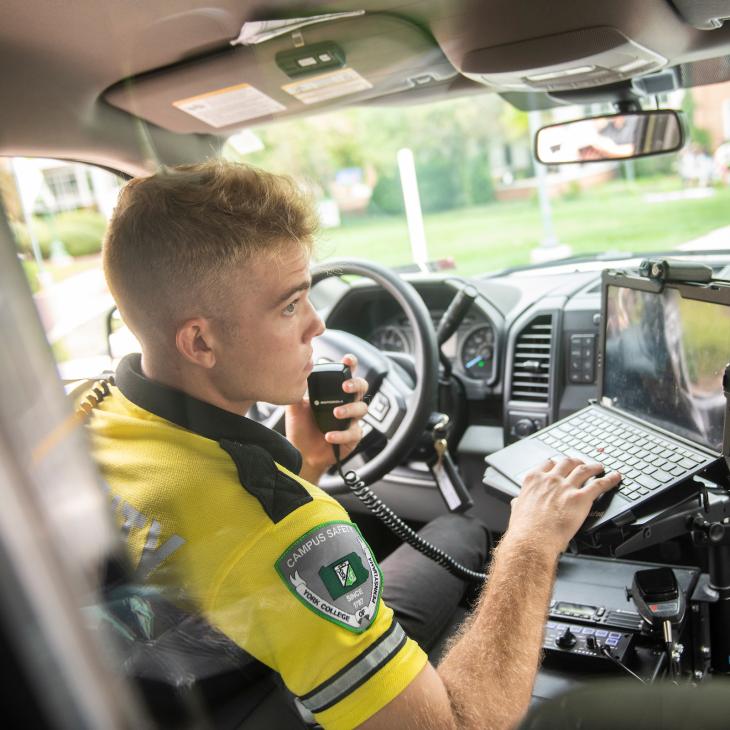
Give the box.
[508,457,621,553]
[286,353,369,484]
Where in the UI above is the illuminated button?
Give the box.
[318,53,332,62]
[297,57,317,67]
[606,637,620,647]
[582,627,596,635]
[595,630,608,637]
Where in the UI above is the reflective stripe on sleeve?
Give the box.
[298,621,407,714]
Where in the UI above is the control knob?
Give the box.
[555,627,577,649]
[513,418,539,438]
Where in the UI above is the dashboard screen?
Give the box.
[603,285,728,452]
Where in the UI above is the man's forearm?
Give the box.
[436,531,560,730]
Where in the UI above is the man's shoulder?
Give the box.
[218,438,346,525]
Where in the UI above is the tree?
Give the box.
[226,93,531,214]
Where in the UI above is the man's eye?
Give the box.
[283,300,298,316]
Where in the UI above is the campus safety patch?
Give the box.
[275,521,382,633]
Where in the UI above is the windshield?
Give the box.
[4,82,730,373]
[223,82,730,275]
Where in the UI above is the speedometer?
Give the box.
[369,325,408,353]
[461,326,495,379]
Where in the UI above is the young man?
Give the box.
[89,161,620,730]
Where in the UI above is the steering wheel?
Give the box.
[309,259,438,493]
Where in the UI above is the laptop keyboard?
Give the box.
[536,411,707,502]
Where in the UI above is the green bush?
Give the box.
[632,154,675,178]
[465,151,494,205]
[369,172,405,215]
[12,209,107,259]
[53,209,107,257]
[369,147,494,215]
[10,219,32,251]
[417,157,464,212]
[21,259,40,293]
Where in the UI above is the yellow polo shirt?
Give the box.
[85,354,426,729]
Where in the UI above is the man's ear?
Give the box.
[175,318,217,369]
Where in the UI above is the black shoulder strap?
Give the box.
[219,440,313,523]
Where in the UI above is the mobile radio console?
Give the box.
[541,555,699,674]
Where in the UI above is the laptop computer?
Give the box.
[486,269,728,532]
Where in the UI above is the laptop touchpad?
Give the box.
[488,438,557,485]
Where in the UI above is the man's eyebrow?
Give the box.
[275,279,311,305]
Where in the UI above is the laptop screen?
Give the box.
[603,283,728,452]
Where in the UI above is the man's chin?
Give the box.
[270,384,309,407]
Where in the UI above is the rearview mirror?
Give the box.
[535,110,684,165]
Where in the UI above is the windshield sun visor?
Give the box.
[103,14,458,135]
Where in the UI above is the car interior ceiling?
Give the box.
[4,0,730,171]
[4,0,730,727]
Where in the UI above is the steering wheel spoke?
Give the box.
[363,374,408,438]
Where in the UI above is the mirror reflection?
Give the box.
[536,111,683,165]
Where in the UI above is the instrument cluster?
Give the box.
[368,313,498,384]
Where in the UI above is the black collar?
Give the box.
[115,354,302,475]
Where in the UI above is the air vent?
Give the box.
[510,314,553,403]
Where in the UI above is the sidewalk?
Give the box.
[33,264,113,343]
[677,224,730,251]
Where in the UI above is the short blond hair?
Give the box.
[103,161,318,345]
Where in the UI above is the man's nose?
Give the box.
[306,303,326,340]
[312,313,326,339]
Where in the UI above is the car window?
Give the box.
[0,158,123,376]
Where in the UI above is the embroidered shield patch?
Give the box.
[275,521,382,633]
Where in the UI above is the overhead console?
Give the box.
[460,27,666,94]
[104,13,457,134]
[434,0,730,97]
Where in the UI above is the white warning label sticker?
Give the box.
[282,68,372,105]
[173,84,286,128]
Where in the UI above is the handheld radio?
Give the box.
[307,362,354,434]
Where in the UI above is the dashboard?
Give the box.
[320,252,730,445]
[321,266,602,419]
[315,253,730,530]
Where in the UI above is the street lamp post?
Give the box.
[397,148,430,272]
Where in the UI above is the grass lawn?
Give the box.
[317,177,730,276]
